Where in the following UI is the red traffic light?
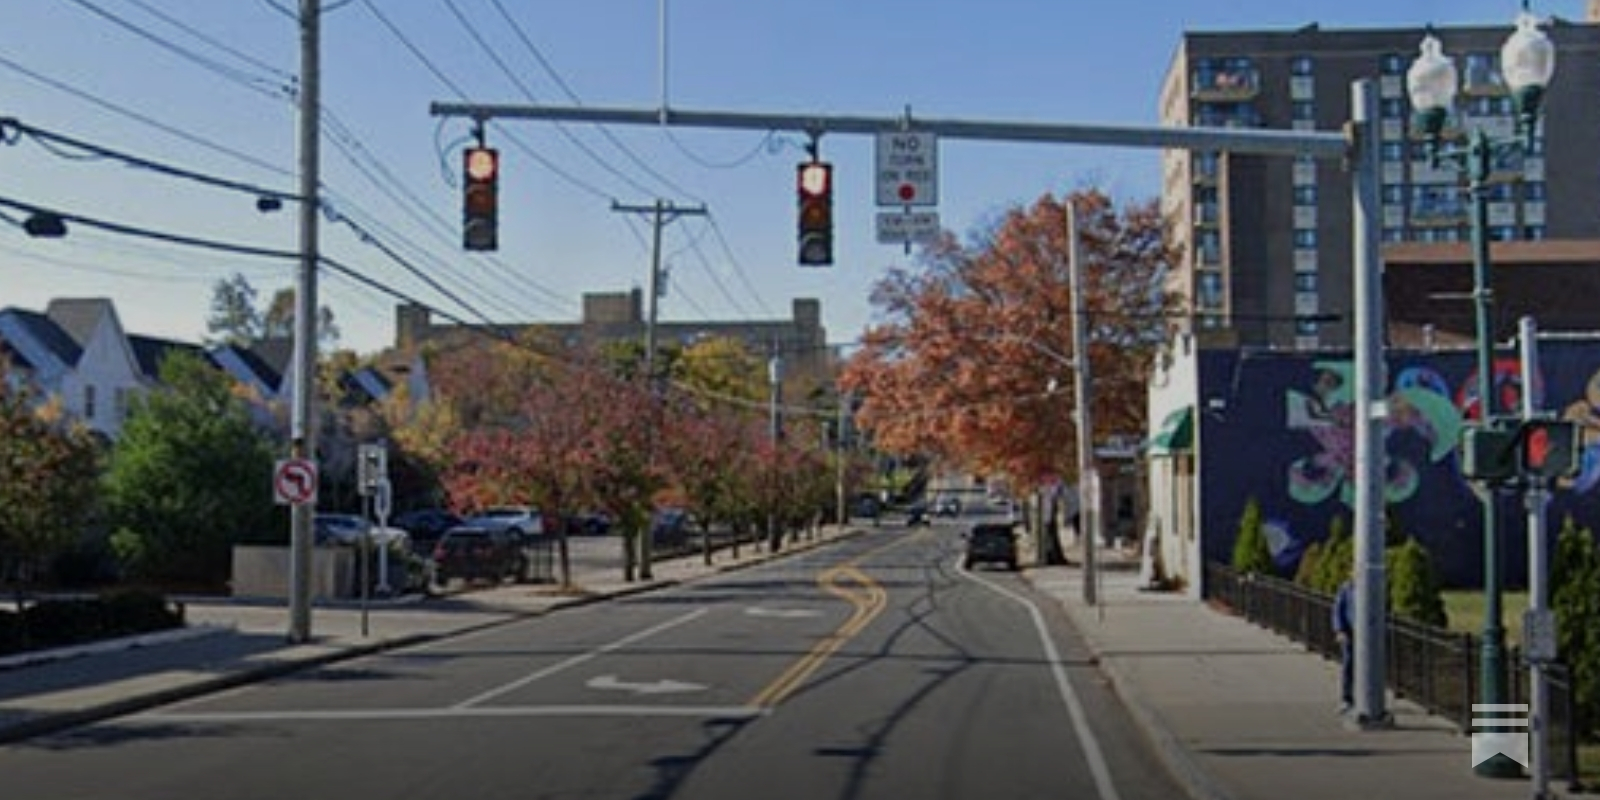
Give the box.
[465,147,498,182]
[462,146,499,252]
[798,162,831,197]
[796,161,833,267]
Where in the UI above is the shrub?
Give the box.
[1386,537,1448,627]
[1551,515,1600,738]
[1312,516,1353,594]
[1294,540,1324,587]
[1231,497,1274,576]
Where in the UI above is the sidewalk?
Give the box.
[1025,561,1543,800]
[0,526,859,745]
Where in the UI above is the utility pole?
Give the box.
[1520,315,1553,799]
[287,0,322,644]
[767,341,783,551]
[1067,200,1097,602]
[611,199,705,580]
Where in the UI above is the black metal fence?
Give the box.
[1205,562,1581,783]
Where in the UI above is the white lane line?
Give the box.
[961,563,1123,800]
[144,704,766,724]
[453,607,711,709]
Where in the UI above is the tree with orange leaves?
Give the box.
[841,187,1177,501]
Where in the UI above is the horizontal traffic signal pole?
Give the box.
[428,102,1350,161]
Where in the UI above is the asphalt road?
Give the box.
[0,523,1187,800]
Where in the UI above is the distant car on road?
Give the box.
[963,523,1019,571]
[934,495,962,517]
[649,508,693,548]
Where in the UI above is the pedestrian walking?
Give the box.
[1332,577,1354,714]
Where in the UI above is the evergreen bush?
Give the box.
[1230,497,1274,576]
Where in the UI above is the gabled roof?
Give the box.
[251,337,294,378]
[1,308,82,366]
[0,337,34,372]
[128,335,209,381]
[214,343,283,391]
[45,298,113,349]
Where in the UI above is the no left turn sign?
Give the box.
[274,458,318,506]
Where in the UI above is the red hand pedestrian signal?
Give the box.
[1520,419,1578,480]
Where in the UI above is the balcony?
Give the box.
[1192,67,1260,101]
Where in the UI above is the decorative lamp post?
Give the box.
[1406,5,1554,780]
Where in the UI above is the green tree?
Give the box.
[0,372,101,590]
[1313,515,1353,593]
[1386,537,1447,627]
[1293,540,1324,586]
[104,351,278,586]
[204,273,262,347]
[1551,516,1600,737]
[1231,497,1274,576]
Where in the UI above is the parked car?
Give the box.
[391,507,462,543]
[313,513,370,546]
[431,525,528,584]
[649,508,693,549]
[963,523,1019,571]
[934,495,963,517]
[461,506,550,538]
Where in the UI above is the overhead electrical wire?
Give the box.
[23,4,576,324]
[62,0,292,102]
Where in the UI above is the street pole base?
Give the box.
[1473,754,1524,779]
[1343,711,1395,731]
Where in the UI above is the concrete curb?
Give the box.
[0,631,436,747]
[1088,646,1238,800]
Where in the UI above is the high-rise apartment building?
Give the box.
[1160,19,1600,350]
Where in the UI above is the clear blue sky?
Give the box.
[0,0,1561,354]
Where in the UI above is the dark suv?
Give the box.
[963,523,1019,571]
[431,526,527,584]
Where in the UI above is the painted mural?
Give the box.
[1197,343,1600,587]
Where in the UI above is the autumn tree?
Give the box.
[841,187,1177,492]
[0,367,102,591]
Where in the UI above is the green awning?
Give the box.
[1148,406,1194,455]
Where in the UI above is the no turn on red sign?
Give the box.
[875,131,938,207]
[273,458,318,506]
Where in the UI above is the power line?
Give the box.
[356,0,613,203]
[62,0,291,101]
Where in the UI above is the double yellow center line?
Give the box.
[747,533,922,708]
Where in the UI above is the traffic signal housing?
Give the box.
[797,161,832,266]
[1521,418,1579,480]
[1461,422,1519,483]
[462,146,499,252]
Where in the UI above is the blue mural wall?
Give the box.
[1197,342,1600,587]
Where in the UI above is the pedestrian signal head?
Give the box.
[797,161,833,266]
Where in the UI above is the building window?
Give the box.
[84,385,96,420]
[1463,53,1503,94]
[1380,53,1406,75]
[1523,182,1546,201]
[1490,226,1517,242]
[1291,56,1314,76]
[1525,226,1546,240]
[1381,185,1405,204]
[1198,272,1224,309]
[1411,185,1465,224]
[1296,317,1321,335]
[1380,98,1406,118]
[1293,229,1317,249]
[1294,273,1318,292]
[1292,101,1316,122]
[1383,227,1405,243]
[1381,142,1406,162]
[1484,183,1514,202]
[1293,185,1317,205]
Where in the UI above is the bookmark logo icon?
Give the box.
[1470,703,1529,768]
